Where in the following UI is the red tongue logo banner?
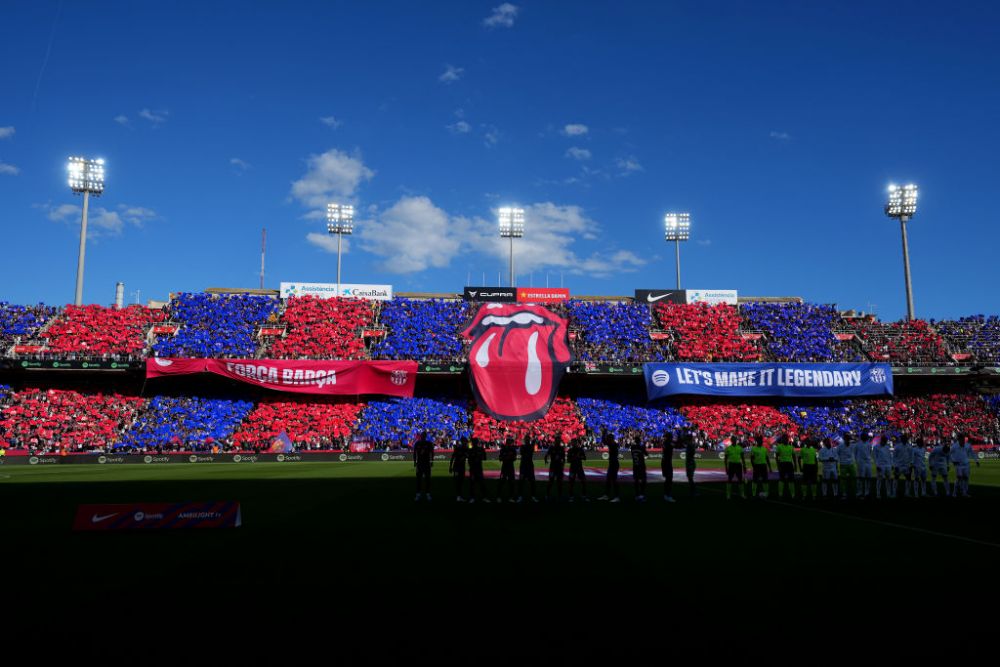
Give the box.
[462,303,571,421]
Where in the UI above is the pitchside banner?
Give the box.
[146,358,417,397]
[644,362,894,399]
[280,282,393,301]
[73,502,241,531]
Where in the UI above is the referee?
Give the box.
[723,434,746,500]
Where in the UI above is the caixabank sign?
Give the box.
[463,286,516,303]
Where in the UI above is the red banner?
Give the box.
[516,287,570,303]
[146,358,416,397]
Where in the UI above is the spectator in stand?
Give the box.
[0,388,143,454]
[887,394,998,443]
[655,302,760,362]
[740,302,864,362]
[575,397,688,440]
[566,300,665,363]
[372,298,471,362]
[848,317,950,365]
[233,399,362,451]
[780,400,891,439]
[680,402,798,441]
[153,293,279,358]
[356,397,471,449]
[270,296,374,360]
[116,396,253,452]
[40,304,165,359]
[0,303,57,346]
[472,397,585,447]
[931,315,1000,364]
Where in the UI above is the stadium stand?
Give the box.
[0,384,12,404]
[153,293,279,358]
[270,296,374,360]
[232,399,362,451]
[372,298,470,361]
[40,304,165,359]
[116,396,254,452]
[680,402,799,440]
[780,400,891,438]
[931,315,1000,364]
[575,397,688,438]
[0,388,143,453]
[0,302,57,347]
[655,302,760,361]
[886,394,999,442]
[355,397,471,447]
[566,300,664,363]
[740,302,865,362]
[472,396,585,445]
[847,317,950,365]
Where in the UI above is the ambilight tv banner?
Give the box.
[644,362,894,399]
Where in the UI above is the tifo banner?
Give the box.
[634,289,687,305]
[644,362,894,399]
[462,303,571,421]
[463,286,517,303]
[73,502,241,531]
[280,282,393,301]
[685,289,738,305]
[147,358,417,397]
[516,287,570,303]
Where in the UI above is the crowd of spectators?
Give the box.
[0,388,143,453]
[39,305,165,359]
[355,397,471,448]
[779,400,890,438]
[679,402,798,441]
[153,293,279,358]
[740,302,864,362]
[233,399,362,451]
[0,302,57,346]
[115,396,253,452]
[566,300,664,363]
[371,299,470,361]
[848,318,950,365]
[655,303,760,362]
[0,384,12,404]
[270,296,374,360]
[472,396,585,446]
[886,394,998,443]
[576,397,687,439]
[931,315,1000,364]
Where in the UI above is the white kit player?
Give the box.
[873,435,894,499]
[854,433,875,499]
[836,435,856,500]
[892,434,913,499]
[949,434,979,498]
[818,437,839,499]
[928,438,951,497]
[910,436,928,498]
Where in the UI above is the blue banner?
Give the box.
[644,362,894,399]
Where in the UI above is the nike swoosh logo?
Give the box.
[646,293,673,302]
[91,513,118,523]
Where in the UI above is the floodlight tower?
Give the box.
[498,206,525,287]
[67,156,105,306]
[664,212,690,290]
[327,203,355,294]
[884,184,918,320]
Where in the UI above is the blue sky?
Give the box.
[1,1,998,321]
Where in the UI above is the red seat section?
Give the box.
[41,305,165,358]
[655,303,760,362]
[270,296,374,359]
[232,398,364,450]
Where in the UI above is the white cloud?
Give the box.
[290,148,375,210]
[696,239,712,246]
[320,116,342,129]
[138,108,169,124]
[306,232,350,254]
[439,64,464,83]
[114,115,129,126]
[616,155,643,174]
[483,3,519,28]
[0,126,14,139]
[483,125,500,147]
[359,196,460,273]
[0,161,19,175]
[565,147,591,161]
[41,202,156,236]
[447,120,471,134]
[562,124,588,136]
[230,157,251,171]
[769,130,791,141]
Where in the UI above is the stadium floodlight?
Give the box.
[67,156,106,306]
[664,212,690,290]
[884,184,918,320]
[327,203,355,294]
[498,206,525,287]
